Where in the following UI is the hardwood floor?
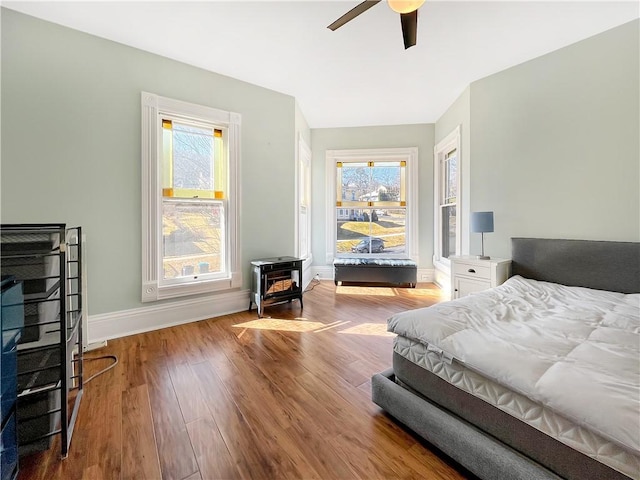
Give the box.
[19,281,474,480]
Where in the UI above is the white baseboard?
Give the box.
[312,265,335,280]
[417,268,435,283]
[84,340,108,352]
[87,289,250,343]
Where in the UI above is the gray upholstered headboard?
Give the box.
[511,238,640,294]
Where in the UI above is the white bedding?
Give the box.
[388,275,640,465]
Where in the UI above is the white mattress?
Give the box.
[388,275,640,479]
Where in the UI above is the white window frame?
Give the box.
[325,147,419,263]
[433,126,461,273]
[141,92,241,302]
[295,133,312,262]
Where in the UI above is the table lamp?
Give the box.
[470,211,494,260]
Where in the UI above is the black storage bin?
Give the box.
[1,276,23,480]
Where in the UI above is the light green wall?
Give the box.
[470,19,640,258]
[295,101,311,148]
[310,124,435,268]
[435,86,471,255]
[1,9,298,315]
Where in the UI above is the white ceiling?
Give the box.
[4,1,638,128]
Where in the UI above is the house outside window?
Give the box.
[325,148,418,261]
[141,92,241,302]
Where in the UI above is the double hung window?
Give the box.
[160,118,226,283]
[440,148,458,258]
[434,126,461,267]
[326,148,418,260]
[141,93,241,301]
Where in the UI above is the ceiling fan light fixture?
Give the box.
[387,0,425,14]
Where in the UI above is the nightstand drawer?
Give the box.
[452,262,491,280]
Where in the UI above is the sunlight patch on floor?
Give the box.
[233,318,396,337]
[338,323,395,337]
[233,319,394,337]
[403,287,448,299]
[314,321,351,332]
[233,318,336,333]
[335,286,397,296]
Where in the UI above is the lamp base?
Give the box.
[476,255,490,260]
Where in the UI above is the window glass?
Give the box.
[336,160,408,255]
[162,120,224,199]
[437,142,459,261]
[162,200,225,281]
[340,162,369,202]
[371,163,401,203]
[443,150,457,204]
[336,208,405,255]
[172,122,214,191]
[337,161,405,206]
[160,119,227,284]
[441,205,456,258]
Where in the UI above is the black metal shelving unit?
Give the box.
[0,224,83,459]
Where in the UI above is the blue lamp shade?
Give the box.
[470,211,494,234]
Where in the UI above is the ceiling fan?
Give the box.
[327,0,425,50]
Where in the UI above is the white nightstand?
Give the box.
[450,256,512,299]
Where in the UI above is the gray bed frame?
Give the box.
[372,238,640,480]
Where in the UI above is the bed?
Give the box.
[372,238,640,480]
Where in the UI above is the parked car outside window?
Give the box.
[352,237,385,253]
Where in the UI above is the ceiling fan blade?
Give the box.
[327,0,382,31]
[400,10,418,49]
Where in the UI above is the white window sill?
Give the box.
[142,272,242,302]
